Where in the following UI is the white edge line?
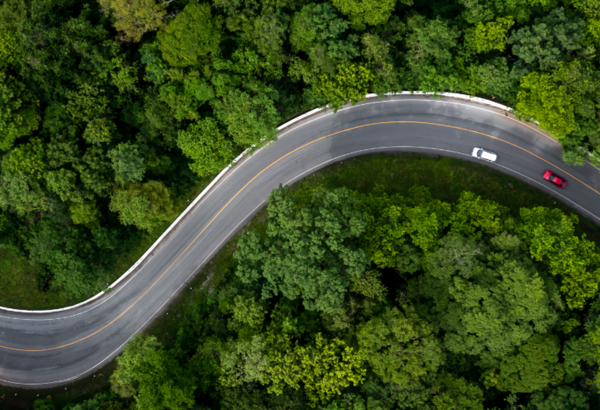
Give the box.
[0,91,564,314]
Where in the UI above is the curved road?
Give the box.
[1,95,600,388]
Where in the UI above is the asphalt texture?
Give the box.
[1,95,600,388]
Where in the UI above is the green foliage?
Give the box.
[159,72,214,121]
[474,17,514,52]
[140,42,167,85]
[431,373,485,410]
[98,0,167,42]
[0,72,40,151]
[331,0,396,29]
[488,335,564,393]
[157,3,221,67]
[0,172,48,216]
[317,62,374,111]
[290,3,359,74]
[518,207,600,309]
[416,234,558,361]
[525,386,590,410]
[3,137,45,178]
[516,60,598,139]
[357,306,445,388]
[405,16,461,72]
[212,87,280,146]
[219,335,268,387]
[177,117,234,177]
[349,269,388,301]
[109,180,175,231]
[111,334,196,410]
[108,142,146,183]
[69,201,100,226]
[265,332,366,404]
[235,186,369,313]
[508,8,585,71]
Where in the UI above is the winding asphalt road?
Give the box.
[1,95,600,388]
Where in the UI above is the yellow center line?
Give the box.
[2,121,598,352]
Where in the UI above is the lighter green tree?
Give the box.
[98,0,167,42]
[109,180,175,231]
[177,118,234,177]
[157,3,221,67]
[474,17,514,52]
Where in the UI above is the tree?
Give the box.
[159,71,214,121]
[219,335,269,387]
[508,8,585,72]
[525,386,590,410]
[316,62,374,111]
[488,335,564,393]
[405,16,461,71]
[3,137,45,178]
[449,191,507,239]
[69,201,100,225]
[290,3,359,73]
[518,207,600,309]
[474,17,514,52]
[265,333,366,404]
[357,306,445,388]
[111,334,196,410]
[431,373,484,410]
[98,0,167,42]
[74,146,114,196]
[108,142,146,183]
[415,234,558,362]
[349,269,388,301]
[0,72,40,151]
[516,60,598,140]
[177,118,234,178]
[212,87,280,147]
[235,186,369,313]
[157,3,221,67]
[331,0,396,29]
[109,180,175,231]
[0,172,48,216]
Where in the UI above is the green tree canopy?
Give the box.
[516,60,598,140]
[98,0,167,42]
[157,3,221,67]
[508,8,585,72]
[109,180,175,231]
[177,117,234,177]
[489,335,564,393]
[235,186,369,313]
[415,234,558,362]
[111,334,196,410]
[107,142,146,183]
[331,0,396,29]
[357,305,445,388]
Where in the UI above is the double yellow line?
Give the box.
[2,121,598,352]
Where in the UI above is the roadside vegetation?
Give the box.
[2,0,600,306]
[6,153,600,410]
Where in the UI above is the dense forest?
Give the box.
[41,184,600,410]
[1,0,600,300]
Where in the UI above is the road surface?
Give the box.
[1,95,600,388]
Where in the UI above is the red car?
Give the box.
[543,170,567,189]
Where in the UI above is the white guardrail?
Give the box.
[0,92,516,314]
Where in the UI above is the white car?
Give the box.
[472,147,497,162]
